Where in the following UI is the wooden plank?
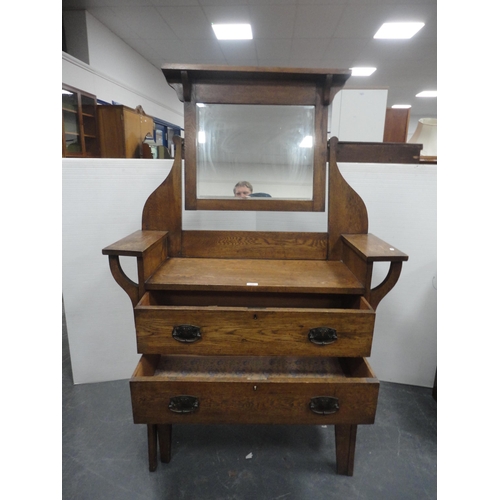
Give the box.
[195,82,317,105]
[192,198,317,212]
[142,290,360,309]
[181,231,328,259]
[162,64,352,78]
[383,108,410,143]
[336,141,422,163]
[162,64,351,104]
[341,234,408,262]
[153,355,346,380]
[102,230,168,256]
[146,258,364,294]
[142,136,183,257]
[328,137,368,260]
[97,106,125,158]
[130,354,161,377]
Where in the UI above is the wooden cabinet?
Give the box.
[62,85,99,157]
[97,105,154,158]
[383,107,411,143]
[102,66,408,476]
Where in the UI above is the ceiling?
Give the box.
[62,0,437,119]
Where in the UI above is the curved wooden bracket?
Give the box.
[108,255,139,306]
[369,261,403,311]
[322,74,333,105]
[181,71,191,102]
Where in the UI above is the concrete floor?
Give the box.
[62,311,437,500]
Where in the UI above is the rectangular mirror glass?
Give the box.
[196,104,315,200]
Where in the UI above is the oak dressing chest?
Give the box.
[102,65,408,475]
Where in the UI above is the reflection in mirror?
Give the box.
[196,104,315,200]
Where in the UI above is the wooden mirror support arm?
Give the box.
[341,234,409,311]
[102,230,169,306]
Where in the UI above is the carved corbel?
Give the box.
[369,261,403,311]
[108,255,139,306]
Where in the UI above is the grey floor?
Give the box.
[62,311,437,500]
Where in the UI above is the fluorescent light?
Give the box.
[374,22,424,39]
[392,104,411,109]
[416,91,437,97]
[198,131,206,144]
[212,23,253,40]
[350,67,377,76]
[299,135,313,148]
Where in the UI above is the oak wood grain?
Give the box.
[130,355,378,425]
[341,234,408,262]
[134,294,375,357]
[141,135,183,256]
[328,137,368,260]
[146,258,364,294]
[102,230,168,257]
[181,231,328,259]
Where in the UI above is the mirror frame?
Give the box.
[162,65,351,212]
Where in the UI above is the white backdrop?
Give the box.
[62,159,436,387]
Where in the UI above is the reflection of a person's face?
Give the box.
[234,187,252,198]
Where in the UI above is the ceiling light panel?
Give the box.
[350,67,377,76]
[212,24,253,40]
[374,22,425,39]
[416,91,437,97]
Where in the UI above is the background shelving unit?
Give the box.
[62,85,99,158]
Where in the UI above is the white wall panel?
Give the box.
[330,89,388,142]
[63,159,436,387]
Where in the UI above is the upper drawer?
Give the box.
[134,291,375,357]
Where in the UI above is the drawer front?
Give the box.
[130,356,379,426]
[134,296,375,357]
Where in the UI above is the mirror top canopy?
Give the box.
[162,64,351,212]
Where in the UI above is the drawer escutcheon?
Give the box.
[168,395,200,414]
[308,327,337,345]
[309,396,340,415]
[172,324,202,343]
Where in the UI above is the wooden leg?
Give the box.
[335,424,357,476]
[158,424,173,463]
[147,424,158,472]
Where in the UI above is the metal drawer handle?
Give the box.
[308,327,337,345]
[168,396,199,414]
[309,396,340,415]
[172,324,202,343]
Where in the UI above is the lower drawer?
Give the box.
[130,355,379,426]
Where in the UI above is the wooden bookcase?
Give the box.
[62,85,99,158]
